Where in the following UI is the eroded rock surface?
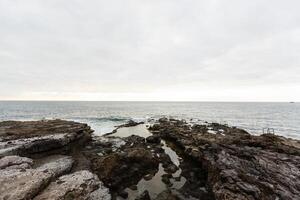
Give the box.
[35,170,111,200]
[0,119,93,157]
[150,118,300,200]
[0,120,110,200]
[0,155,33,170]
[85,135,162,195]
[0,155,74,200]
[1,118,299,200]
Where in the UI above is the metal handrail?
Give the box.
[262,127,275,134]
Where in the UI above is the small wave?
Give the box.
[93,117,130,122]
[71,116,130,122]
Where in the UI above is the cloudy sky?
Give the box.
[0,0,300,101]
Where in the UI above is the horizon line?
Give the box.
[0,100,297,103]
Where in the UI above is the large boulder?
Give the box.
[34,170,111,200]
[90,148,159,190]
[146,135,161,144]
[0,155,74,200]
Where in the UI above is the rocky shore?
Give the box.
[0,118,299,200]
[0,120,110,200]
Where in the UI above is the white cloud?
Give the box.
[0,0,300,101]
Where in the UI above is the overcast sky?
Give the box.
[0,0,300,101]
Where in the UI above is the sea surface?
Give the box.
[0,101,299,139]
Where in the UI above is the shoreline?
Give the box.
[0,118,299,200]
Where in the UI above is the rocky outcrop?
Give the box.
[0,119,93,157]
[86,136,160,191]
[1,118,299,200]
[0,120,110,200]
[150,119,300,200]
[116,120,144,128]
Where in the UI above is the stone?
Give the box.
[146,135,161,144]
[0,155,33,170]
[162,174,171,185]
[129,185,138,190]
[135,190,151,200]
[144,174,154,181]
[155,190,178,200]
[34,170,111,200]
[164,164,178,174]
[0,155,74,200]
[36,155,74,177]
[118,190,128,199]
[89,147,159,190]
[0,120,93,157]
[149,118,300,200]
[116,120,144,128]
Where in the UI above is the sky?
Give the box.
[0,0,300,101]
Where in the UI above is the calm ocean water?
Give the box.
[0,101,299,139]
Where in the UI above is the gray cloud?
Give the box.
[0,0,300,101]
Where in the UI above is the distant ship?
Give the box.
[289,102,295,103]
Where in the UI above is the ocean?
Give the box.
[0,101,299,139]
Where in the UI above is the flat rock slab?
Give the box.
[0,120,89,139]
[0,155,33,170]
[0,120,93,157]
[34,170,111,200]
[0,155,74,200]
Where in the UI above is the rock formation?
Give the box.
[0,120,111,200]
[149,118,300,200]
[0,118,299,200]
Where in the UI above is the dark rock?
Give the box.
[135,190,151,200]
[117,120,144,128]
[162,174,171,185]
[144,174,154,181]
[129,185,138,190]
[155,190,178,200]
[89,147,159,190]
[165,164,178,174]
[118,190,128,199]
[146,135,161,144]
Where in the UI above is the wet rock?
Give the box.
[89,147,159,190]
[144,174,154,181]
[162,174,172,186]
[164,164,178,174]
[117,120,144,128]
[34,170,111,200]
[135,190,151,200]
[146,135,161,144]
[129,185,138,190]
[118,190,129,199]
